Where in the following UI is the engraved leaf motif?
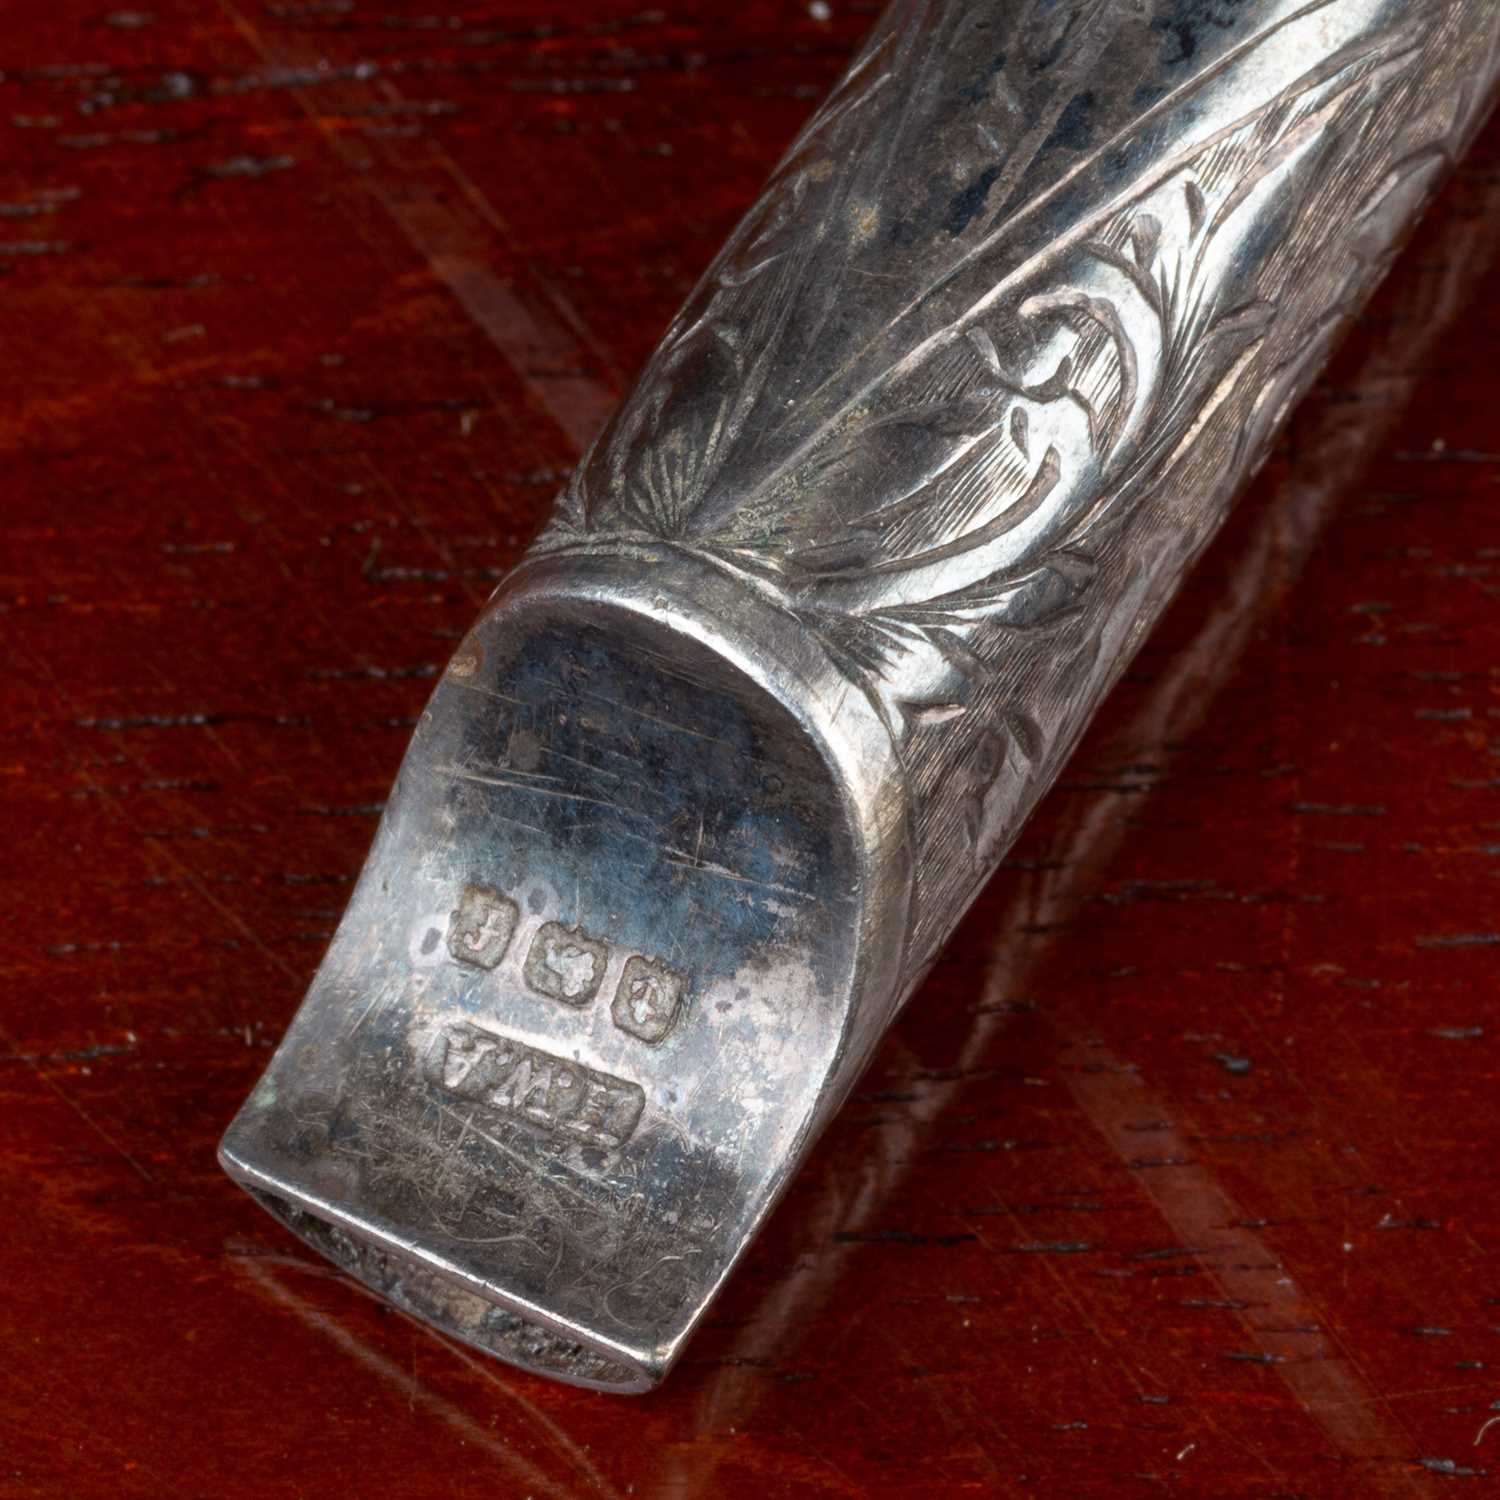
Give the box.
[544,2,1441,746]
[776,199,1301,718]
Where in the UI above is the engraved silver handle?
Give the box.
[221,0,1500,1391]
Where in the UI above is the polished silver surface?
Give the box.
[220,0,1500,1391]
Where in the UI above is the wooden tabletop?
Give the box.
[4,4,1500,1496]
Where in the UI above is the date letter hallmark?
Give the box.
[422,1020,645,1150]
[447,884,518,970]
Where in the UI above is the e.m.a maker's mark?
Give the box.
[423,1019,645,1150]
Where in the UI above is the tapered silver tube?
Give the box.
[221,0,1500,1390]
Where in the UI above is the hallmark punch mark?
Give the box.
[612,956,686,1045]
[523,922,608,1007]
[446,884,517,970]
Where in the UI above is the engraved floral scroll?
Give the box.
[537,0,1500,964]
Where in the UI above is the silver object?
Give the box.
[220,0,1500,1391]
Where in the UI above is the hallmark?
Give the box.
[447,884,518,970]
[524,921,608,1007]
[612,956,686,1044]
[423,1019,645,1149]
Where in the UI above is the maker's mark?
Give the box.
[423,1019,645,1150]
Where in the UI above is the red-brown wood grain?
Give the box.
[2,3,1499,1496]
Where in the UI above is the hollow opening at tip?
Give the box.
[242,1185,652,1393]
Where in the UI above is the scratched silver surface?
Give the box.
[221,0,1500,1391]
